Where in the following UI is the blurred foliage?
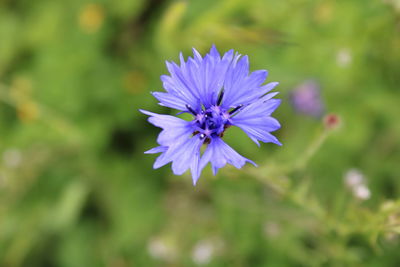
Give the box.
[1,0,400,266]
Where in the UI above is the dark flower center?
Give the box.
[186,102,242,143]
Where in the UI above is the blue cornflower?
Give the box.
[140,45,281,185]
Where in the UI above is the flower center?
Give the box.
[186,102,243,143]
[186,105,228,141]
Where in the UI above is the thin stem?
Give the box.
[294,128,329,170]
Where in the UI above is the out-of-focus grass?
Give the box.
[0,0,400,266]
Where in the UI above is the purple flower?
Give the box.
[290,80,324,118]
[140,45,281,185]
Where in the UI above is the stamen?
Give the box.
[229,104,243,114]
[217,90,224,106]
[185,104,197,116]
[199,133,206,139]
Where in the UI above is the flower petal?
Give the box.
[145,146,167,154]
[152,135,202,178]
[152,91,189,111]
[171,136,203,175]
[222,55,279,108]
[233,81,279,107]
[230,98,282,146]
[140,109,193,145]
[200,137,256,175]
[158,62,200,111]
[221,55,246,105]
[185,47,234,108]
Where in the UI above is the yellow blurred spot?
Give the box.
[8,76,39,122]
[79,4,105,34]
[17,101,39,122]
[314,2,333,24]
[123,71,147,94]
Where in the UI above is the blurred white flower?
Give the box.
[336,48,352,68]
[192,238,223,265]
[353,184,371,200]
[344,169,364,188]
[192,240,213,265]
[344,168,371,200]
[147,237,177,262]
[3,148,22,168]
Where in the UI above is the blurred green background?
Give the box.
[1,0,400,266]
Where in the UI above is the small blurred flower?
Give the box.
[336,48,352,68]
[191,238,223,265]
[343,168,371,201]
[192,240,214,265]
[353,184,371,200]
[79,4,105,34]
[344,169,364,188]
[141,45,281,185]
[3,148,22,168]
[323,113,341,130]
[290,80,324,118]
[147,237,177,262]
